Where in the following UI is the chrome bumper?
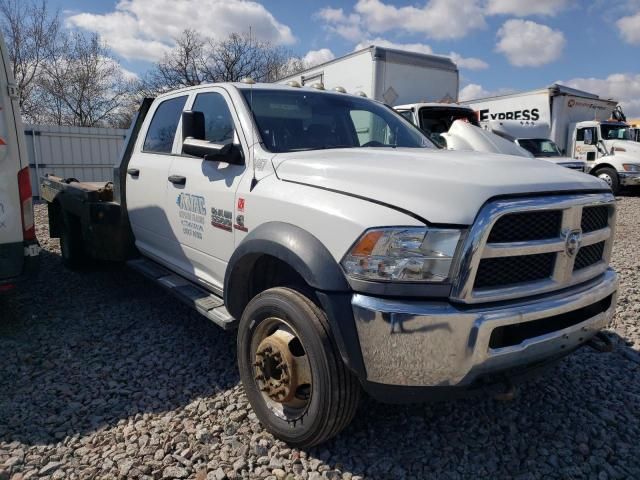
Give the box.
[619,172,640,186]
[352,269,618,387]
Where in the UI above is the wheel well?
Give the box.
[227,254,316,320]
[591,163,617,175]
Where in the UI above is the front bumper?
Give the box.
[352,269,618,387]
[619,172,640,186]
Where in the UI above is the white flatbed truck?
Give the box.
[42,82,618,446]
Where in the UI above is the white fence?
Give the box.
[25,124,128,197]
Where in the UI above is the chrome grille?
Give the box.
[475,253,555,289]
[487,210,561,243]
[574,241,605,271]
[451,193,616,304]
[581,206,609,233]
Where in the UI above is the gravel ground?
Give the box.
[1,197,639,480]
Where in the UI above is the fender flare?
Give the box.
[224,221,350,318]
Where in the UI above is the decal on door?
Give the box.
[234,197,248,232]
[176,193,206,240]
[211,207,233,232]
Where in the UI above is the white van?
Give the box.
[0,33,39,293]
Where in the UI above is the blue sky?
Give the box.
[50,0,640,115]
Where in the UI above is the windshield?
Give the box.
[240,89,434,153]
[517,138,562,157]
[601,123,631,140]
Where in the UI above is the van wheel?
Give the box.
[237,287,360,447]
[595,167,620,195]
[60,213,87,269]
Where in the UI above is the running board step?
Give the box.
[127,258,236,330]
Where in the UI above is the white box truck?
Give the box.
[464,84,640,194]
[278,45,459,105]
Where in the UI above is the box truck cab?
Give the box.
[464,84,640,194]
[570,120,640,191]
[0,33,39,294]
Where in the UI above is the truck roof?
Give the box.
[154,81,378,100]
[462,83,616,105]
[276,45,457,83]
[395,102,473,111]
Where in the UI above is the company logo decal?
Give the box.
[211,207,233,232]
[567,99,608,111]
[479,108,540,121]
[176,193,206,240]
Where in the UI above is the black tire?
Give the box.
[237,287,360,447]
[594,167,620,195]
[60,212,87,269]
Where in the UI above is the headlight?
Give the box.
[623,164,640,172]
[341,227,463,283]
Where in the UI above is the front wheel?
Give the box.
[237,287,360,447]
[595,167,620,195]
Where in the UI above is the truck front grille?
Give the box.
[574,241,605,271]
[475,253,555,289]
[488,210,561,243]
[451,193,616,304]
[581,206,609,233]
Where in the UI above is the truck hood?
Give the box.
[272,148,607,225]
[608,140,640,158]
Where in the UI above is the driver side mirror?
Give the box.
[181,111,243,164]
[583,129,594,145]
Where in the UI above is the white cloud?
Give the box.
[496,19,565,67]
[617,11,640,44]
[557,73,640,117]
[486,0,572,16]
[449,52,489,70]
[459,83,491,101]
[459,84,516,101]
[319,0,486,41]
[67,0,295,62]
[303,48,335,66]
[316,7,364,41]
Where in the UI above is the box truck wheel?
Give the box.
[60,212,87,269]
[595,167,620,195]
[237,287,360,447]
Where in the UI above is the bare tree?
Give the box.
[0,0,59,121]
[140,30,304,95]
[38,33,134,127]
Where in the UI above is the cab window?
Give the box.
[143,96,188,153]
[191,92,236,144]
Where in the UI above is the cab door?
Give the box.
[126,94,188,263]
[165,88,248,292]
[574,126,598,167]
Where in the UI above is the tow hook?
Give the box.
[493,379,517,402]
[587,331,614,353]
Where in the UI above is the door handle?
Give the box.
[168,175,187,186]
[127,168,140,177]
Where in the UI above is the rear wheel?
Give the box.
[60,212,87,269]
[237,287,360,447]
[595,167,620,195]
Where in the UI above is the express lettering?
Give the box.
[479,108,540,122]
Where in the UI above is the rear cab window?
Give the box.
[143,96,188,153]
